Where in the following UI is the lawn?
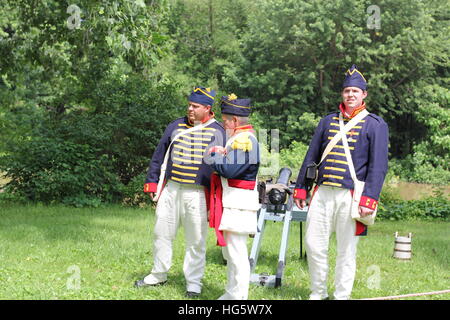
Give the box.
[0,205,448,300]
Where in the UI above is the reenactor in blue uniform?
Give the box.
[208,94,260,300]
[294,65,389,300]
[135,87,226,298]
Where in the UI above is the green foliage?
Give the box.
[2,137,121,204]
[0,190,28,205]
[0,0,187,206]
[163,0,250,90]
[0,0,172,123]
[67,74,184,185]
[392,84,450,185]
[378,190,450,221]
[389,155,450,186]
[397,158,450,186]
[251,0,448,151]
[169,0,450,183]
[62,194,104,208]
[0,76,183,205]
[279,141,308,178]
[378,171,450,221]
[285,112,321,146]
[1,0,448,204]
[121,172,154,207]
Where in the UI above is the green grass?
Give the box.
[0,205,448,300]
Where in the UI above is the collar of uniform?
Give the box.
[187,112,215,126]
[185,116,194,127]
[339,102,366,120]
[201,111,215,124]
[233,125,254,135]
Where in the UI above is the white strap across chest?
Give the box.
[339,112,367,183]
[319,110,369,165]
[153,118,217,202]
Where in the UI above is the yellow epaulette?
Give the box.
[231,133,253,152]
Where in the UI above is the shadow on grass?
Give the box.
[206,246,227,266]
[127,268,226,300]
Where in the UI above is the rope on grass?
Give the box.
[360,289,450,300]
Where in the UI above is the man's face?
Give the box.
[341,87,367,109]
[221,114,237,130]
[187,102,211,123]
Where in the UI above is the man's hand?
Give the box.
[148,192,155,201]
[359,206,374,217]
[208,146,226,155]
[294,199,307,209]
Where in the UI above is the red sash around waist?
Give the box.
[209,175,258,246]
[209,173,226,246]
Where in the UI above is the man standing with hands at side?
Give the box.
[294,65,389,300]
[135,87,225,298]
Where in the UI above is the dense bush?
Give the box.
[388,158,450,186]
[279,141,308,178]
[0,0,180,206]
[2,138,120,204]
[0,76,183,206]
[121,172,153,208]
[378,187,450,221]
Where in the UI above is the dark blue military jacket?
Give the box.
[144,116,226,192]
[294,110,389,209]
[210,127,260,183]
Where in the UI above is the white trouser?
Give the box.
[305,186,359,300]
[218,231,250,300]
[145,180,208,293]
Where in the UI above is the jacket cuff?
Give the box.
[144,182,158,193]
[293,188,307,200]
[360,196,378,210]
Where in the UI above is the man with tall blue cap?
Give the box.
[293,65,389,300]
[207,94,260,300]
[135,87,225,298]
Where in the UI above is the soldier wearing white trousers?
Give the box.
[137,87,226,297]
[305,186,359,300]
[294,65,389,300]
[144,180,208,294]
[218,208,257,300]
[208,94,260,300]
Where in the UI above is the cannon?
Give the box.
[249,168,309,288]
